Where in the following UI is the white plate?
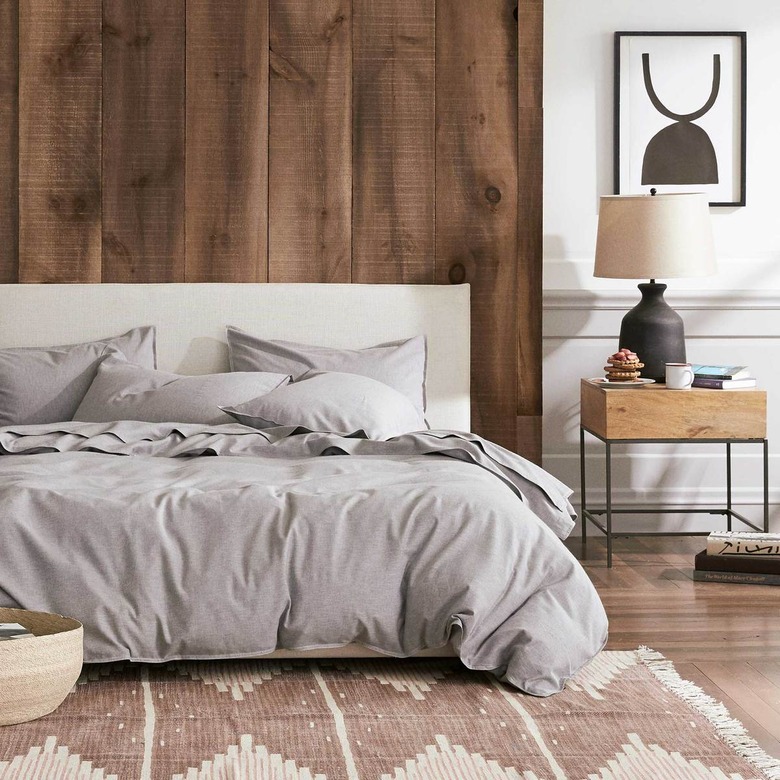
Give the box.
[587,378,656,388]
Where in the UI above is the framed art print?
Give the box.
[615,32,746,207]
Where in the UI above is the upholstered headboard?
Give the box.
[0,283,470,432]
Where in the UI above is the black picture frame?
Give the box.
[613,31,747,207]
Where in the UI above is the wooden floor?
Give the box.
[565,535,780,759]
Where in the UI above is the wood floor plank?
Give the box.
[677,663,780,759]
[697,662,780,715]
[695,662,780,740]
[750,661,780,690]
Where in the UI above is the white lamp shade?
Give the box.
[594,193,717,279]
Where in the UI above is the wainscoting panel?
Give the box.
[0,0,544,460]
[544,290,780,534]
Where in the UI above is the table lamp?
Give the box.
[594,192,716,381]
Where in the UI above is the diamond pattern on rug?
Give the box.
[380,734,530,780]
[168,659,292,700]
[565,650,637,700]
[0,652,773,780]
[341,659,454,700]
[0,736,117,780]
[73,662,129,690]
[588,733,750,780]
[0,665,145,779]
[171,734,327,780]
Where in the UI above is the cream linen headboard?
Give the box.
[0,283,470,432]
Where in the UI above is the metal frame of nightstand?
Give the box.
[580,426,769,567]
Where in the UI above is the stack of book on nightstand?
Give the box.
[692,364,757,390]
[695,532,780,585]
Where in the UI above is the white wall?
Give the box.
[543,0,780,534]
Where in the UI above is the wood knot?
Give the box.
[448,263,467,285]
[103,233,130,259]
[485,186,501,204]
[324,14,346,42]
[270,50,309,84]
[209,232,231,249]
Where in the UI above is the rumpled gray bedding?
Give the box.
[0,422,607,696]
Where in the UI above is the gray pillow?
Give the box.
[74,356,290,425]
[226,328,427,417]
[221,370,427,440]
[0,326,157,426]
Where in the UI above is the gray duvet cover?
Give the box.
[0,422,607,696]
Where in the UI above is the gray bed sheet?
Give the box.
[0,422,607,696]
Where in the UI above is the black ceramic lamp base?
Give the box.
[618,282,686,382]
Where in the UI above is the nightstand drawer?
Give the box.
[580,379,767,440]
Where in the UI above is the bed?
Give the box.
[0,283,607,696]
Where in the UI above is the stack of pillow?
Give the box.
[0,326,428,440]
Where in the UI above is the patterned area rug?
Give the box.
[1,649,779,779]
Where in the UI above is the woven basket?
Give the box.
[0,607,83,726]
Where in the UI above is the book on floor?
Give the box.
[691,377,757,390]
[0,622,35,640]
[707,531,780,557]
[692,364,751,380]
[695,549,780,575]
[693,570,780,586]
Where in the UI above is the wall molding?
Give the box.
[544,288,780,311]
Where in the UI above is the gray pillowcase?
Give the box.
[221,370,427,440]
[0,326,157,426]
[226,327,427,417]
[74,356,290,425]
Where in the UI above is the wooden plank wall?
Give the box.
[0,0,543,460]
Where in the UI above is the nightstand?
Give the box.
[579,379,769,567]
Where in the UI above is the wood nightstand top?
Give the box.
[580,379,767,440]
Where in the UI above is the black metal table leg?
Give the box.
[580,426,587,548]
[606,441,613,568]
[726,442,732,532]
[765,438,770,533]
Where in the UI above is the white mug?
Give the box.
[666,362,694,390]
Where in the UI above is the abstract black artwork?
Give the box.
[615,32,746,207]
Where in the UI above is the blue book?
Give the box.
[692,364,750,380]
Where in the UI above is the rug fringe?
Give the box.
[638,646,780,780]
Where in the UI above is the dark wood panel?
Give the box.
[185,0,268,282]
[268,0,351,282]
[351,0,434,284]
[517,0,543,462]
[0,0,18,282]
[102,0,185,282]
[19,0,102,282]
[435,0,519,452]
